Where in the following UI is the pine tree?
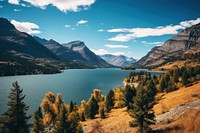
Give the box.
[105,90,114,112]
[85,95,99,119]
[173,69,179,83]
[99,107,106,119]
[0,81,31,133]
[69,101,74,113]
[31,107,44,133]
[164,73,170,86]
[166,79,177,92]
[146,79,157,102]
[80,112,85,121]
[159,77,166,92]
[129,85,155,133]
[123,85,136,110]
[182,70,189,86]
[52,105,68,133]
[67,112,83,133]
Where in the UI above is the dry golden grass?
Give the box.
[153,109,200,133]
[82,81,200,133]
[155,60,199,71]
[81,108,137,133]
[153,81,200,115]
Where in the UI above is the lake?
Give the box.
[0,68,162,115]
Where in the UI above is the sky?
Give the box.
[0,0,200,59]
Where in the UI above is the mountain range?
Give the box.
[133,22,200,69]
[0,18,111,76]
[100,54,136,67]
[1,17,199,75]
[34,36,110,67]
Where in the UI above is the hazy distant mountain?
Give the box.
[34,36,111,67]
[134,22,200,69]
[100,54,136,67]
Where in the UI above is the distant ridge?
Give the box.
[100,54,136,67]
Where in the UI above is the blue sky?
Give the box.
[0,0,200,59]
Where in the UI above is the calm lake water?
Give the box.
[0,68,162,115]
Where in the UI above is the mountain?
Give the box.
[34,36,111,67]
[61,41,112,67]
[0,18,64,76]
[34,37,85,61]
[0,18,58,60]
[100,54,136,67]
[134,22,200,69]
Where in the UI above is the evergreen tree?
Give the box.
[123,85,136,110]
[166,79,177,92]
[164,73,170,86]
[52,105,68,133]
[105,90,115,112]
[31,107,44,133]
[182,70,189,86]
[129,85,155,133]
[146,79,157,102]
[67,112,83,133]
[69,101,74,113]
[173,69,179,83]
[159,77,166,92]
[0,81,31,133]
[80,112,85,121]
[85,96,99,119]
[99,107,106,119]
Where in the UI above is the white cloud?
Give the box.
[71,28,75,30]
[8,0,19,5]
[180,18,200,27]
[0,5,3,8]
[104,44,129,48]
[64,25,71,28]
[77,20,88,26]
[14,9,22,12]
[141,41,163,45]
[90,49,125,56]
[21,3,31,7]
[11,20,41,34]
[98,29,104,32]
[107,18,200,42]
[19,0,96,13]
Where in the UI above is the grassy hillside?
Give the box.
[82,81,200,133]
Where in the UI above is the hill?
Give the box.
[82,81,200,133]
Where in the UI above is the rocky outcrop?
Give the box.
[134,23,200,68]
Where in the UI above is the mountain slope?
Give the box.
[34,36,111,67]
[100,54,136,67]
[0,18,62,76]
[134,23,200,69]
[62,41,111,67]
[34,37,86,62]
[0,18,58,60]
